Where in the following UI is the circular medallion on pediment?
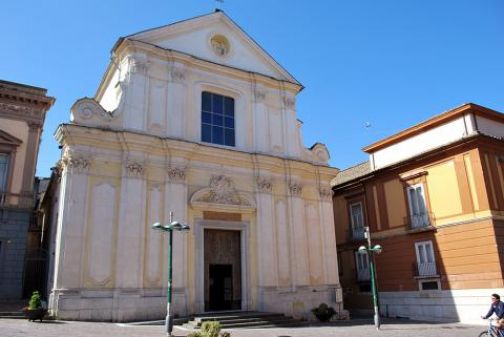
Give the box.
[210,34,230,57]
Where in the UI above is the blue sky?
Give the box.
[2,0,503,176]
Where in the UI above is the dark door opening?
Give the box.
[209,264,233,311]
[204,229,241,311]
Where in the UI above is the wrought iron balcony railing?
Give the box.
[404,212,435,230]
[412,262,438,277]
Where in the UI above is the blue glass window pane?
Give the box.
[224,129,235,146]
[201,92,235,147]
[202,92,211,111]
[212,126,224,144]
[224,117,234,128]
[213,114,223,126]
[202,124,212,142]
[202,112,212,124]
[224,97,234,116]
[212,95,223,114]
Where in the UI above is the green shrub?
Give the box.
[28,291,42,310]
[311,302,335,316]
[201,321,221,337]
[220,332,231,337]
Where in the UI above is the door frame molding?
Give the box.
[194,218,249,313]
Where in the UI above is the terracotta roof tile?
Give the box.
[331,161,370,186]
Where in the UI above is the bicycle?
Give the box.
[479,318,504,337]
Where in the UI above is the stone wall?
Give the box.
[0,209,30,299]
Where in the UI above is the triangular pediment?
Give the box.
[0,129,22,147]
[125,11,300,85]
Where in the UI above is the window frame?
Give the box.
[348,200,366,240]
[418,278,441,291]
[0,129,21,200]
[354,250,370,282]
[406,183,430,228]
[0,153,10,192]
[414,240,437,277]
[349,201,365,230]
[200,91,236,147]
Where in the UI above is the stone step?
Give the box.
[215,318,304,329]
[0,311,26,319]
[183,312,303,329]
[0,314,25,319]
[189,315,293,325]
[193,312,285,323]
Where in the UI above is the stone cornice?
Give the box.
[55,124,339,177]
[0,83,55,110]
[0,101,47,124]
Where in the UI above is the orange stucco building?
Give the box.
[333,103,504,323]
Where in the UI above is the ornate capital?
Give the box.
[130,58,149,74]
[289,182,303,196]
[62,155,90,173]
[169,66,186,83]
[319,187,332,200]
[27,121,42,131]
[256,177,272,193]
[167,167,186,183]
[283,96,295,109]
[125,162,144,177]
[254,89,266,102]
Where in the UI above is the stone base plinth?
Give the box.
[49,288,188,322]
[256,284,346,320]
[380,288,504,324]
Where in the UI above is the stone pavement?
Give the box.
[0,318,485,337]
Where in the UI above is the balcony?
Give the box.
[413,262,438,277]
[405,212,435,231]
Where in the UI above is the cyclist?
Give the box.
[482,293,504,329]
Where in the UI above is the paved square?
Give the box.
[0,318,486,337]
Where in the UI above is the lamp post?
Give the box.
[358,226,382,330]
[152,212,190,337]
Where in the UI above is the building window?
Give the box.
[355,251,370,281]
[415,240,437,277]
[407,184,429,228]
[349,202,365,240]
[201,91,235,147]
[419,279,440,291]
[0,154,9,201]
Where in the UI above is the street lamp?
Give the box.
[152,212,190,337]
[358,226,382,330]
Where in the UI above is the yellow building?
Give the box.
[333,103,504,323]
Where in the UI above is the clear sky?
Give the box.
[2,0,503,176]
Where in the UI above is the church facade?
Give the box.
[48,11,342,321]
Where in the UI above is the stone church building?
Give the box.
[47,11,341,321]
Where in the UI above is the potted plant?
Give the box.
[23,291,47,322]
[311,303,336,322]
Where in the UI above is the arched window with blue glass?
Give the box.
[201,91,235,147]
